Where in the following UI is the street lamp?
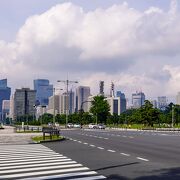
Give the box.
[172,104,174,128]
[57,79,78,128]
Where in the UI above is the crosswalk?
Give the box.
[0,144,106,180]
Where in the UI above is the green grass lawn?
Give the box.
[32,135,64,143]
[16,130,42,133]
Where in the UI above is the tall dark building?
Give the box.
[116,91,126,113]
[14,88,36,120]
[34,79,53,106]
[99,81,104,95]
[0,79,11,121]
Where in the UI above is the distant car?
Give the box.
[73,124,81,128]
[48,122,53,126]
[97,124,106,129]
[88,123,97,129]
[67,123,74,128]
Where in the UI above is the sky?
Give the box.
[0,0,180,103]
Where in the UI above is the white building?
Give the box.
[9,95,15,120]
[2,100,10,122]
[106,97,125,115]
[132,91,145,108]
[176,92,180,105]
[47,95,59,115]
[36,105,47,119]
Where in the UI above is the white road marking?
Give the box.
[0,158,72,167]
[0,144,106,179]
[104,138,109,140]
[107,150,116,153]
[136,157,149,161]
[0,164,83,174]
[68,175,106,180]
[0,161,77,170]
[1,167,90,178]
[90,145,95,147]
[97,147,104,150]
[129,136,134,138]
[78,141,82,143]
[0,156,69,164]
[120,153,130,156]
[21,171,101,180]
[83,142,88,145]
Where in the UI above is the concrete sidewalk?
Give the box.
[0,126,41,145]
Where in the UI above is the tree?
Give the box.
[90,95,110,124]
[140,100,160,127]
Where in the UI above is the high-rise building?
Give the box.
[2,100,10,122]
[14,88,36,120]
[33,79,53,106]
[0,79,11,121]
[151,100,158,108]
[76,86,90,112]
[116,91,126,113]
[47,95,59,115]
[132,91,145,108]
[60,91,75,114]
[158,96,167,110]
[110,82,115,97]
[9,95,15,120]
[99,81,104,95]
[176,92,180,105]
[106,97,125,115]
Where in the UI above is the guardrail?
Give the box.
[15,126,42,132]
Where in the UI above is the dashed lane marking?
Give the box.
[120,153,130,156]
[107,150,116,153]
[136,157,149,161]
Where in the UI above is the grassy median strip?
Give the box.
[32,135,64,143]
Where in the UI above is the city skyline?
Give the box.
[0,0,179,102]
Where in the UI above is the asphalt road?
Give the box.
[44,129,180,180]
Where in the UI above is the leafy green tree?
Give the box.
[90,95,110,124]
[140,100,160,127]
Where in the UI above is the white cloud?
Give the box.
[0,1,180,98]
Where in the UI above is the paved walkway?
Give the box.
[0,126,41,145]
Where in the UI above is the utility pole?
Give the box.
[53,88,55,126]
[57,79,78,128]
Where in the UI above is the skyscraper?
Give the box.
[132,91,145,108]
[116,91,126,113]
[158,96,167,110]
[33,79,53,106]
[14,88,36,120]
[110,82,115,97]
[2,100,10,122]
[0,79,11,121]
[99,81,104,95]
[76,86,91,112]
[60,91,75,114]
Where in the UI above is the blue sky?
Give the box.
[0,0,179,102]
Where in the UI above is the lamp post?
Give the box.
[172,104,174,128]
[57,79,78,128]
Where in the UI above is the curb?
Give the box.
[32,137,66,144]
